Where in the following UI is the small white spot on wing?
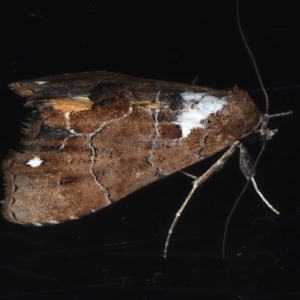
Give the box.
[26,156,43,168]
[34,81,48,85]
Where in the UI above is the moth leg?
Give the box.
[180,171,197,179]
[239,144,279,214]
[164,140,240,258]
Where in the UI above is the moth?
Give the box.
[2,2,291,257]
[3,72,261,227]
[2,71,289,220]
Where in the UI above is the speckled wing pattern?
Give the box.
[2,71,260,225]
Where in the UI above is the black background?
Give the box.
[1,1,299,299]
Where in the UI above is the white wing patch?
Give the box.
[26,156,43,168]
[173,92,227,138]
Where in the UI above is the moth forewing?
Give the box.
[3,73,260,226]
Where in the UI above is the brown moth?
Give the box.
[3,71,260,226]
[2,1,292,259]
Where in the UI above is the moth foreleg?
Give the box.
[163,141,240,258]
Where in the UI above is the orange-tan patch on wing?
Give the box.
[49,96,93,112]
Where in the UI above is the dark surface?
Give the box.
[0,1,299,299]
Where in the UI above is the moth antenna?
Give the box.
[237,0,269,114]
[165,1,277,258]
[222,0,269,258]
[222,175,251,258]
[222,1,292,258]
